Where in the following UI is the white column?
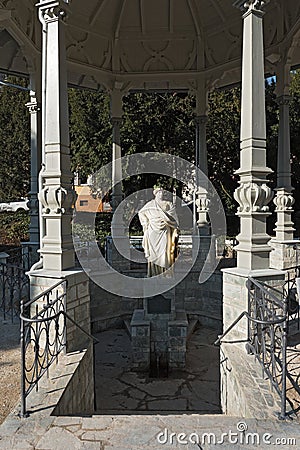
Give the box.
[195,115,209,231]
[194,86,209,233]
[111,89,123,211]
[233,0,273,271]
[273,64,295,241]
[37,0,76,271]
[26,87,41,253]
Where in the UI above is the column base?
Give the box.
[130,308,188,372]
[269,239,300,271]
[222,267,285,341]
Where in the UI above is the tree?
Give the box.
[0,76,30,201]
[68,88,112,179]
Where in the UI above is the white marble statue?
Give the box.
[138,188,179,277]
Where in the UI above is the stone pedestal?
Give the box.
[269,239,300,272]
[130,309,150,370]
[222,267,284,341]
[130,290,188,372]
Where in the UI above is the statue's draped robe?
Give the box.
[138,199,179,276]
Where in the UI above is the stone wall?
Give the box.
[220,343,282,419]
[53,343,94,416]
[222,268,285,340]
[19,343,94,418]
[90,260,228,334]
[90,280,142,333]
[29,268,91,353]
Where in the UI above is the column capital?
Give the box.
[25,95,40,114]
[36,0,70,25]
[233,0,269,14]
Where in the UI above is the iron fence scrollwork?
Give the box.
[0,262,29,322]
[247,277,288,419]
[20,280,67,417]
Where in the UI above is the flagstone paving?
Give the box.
[94,327,221,414]
[0,325,300,449]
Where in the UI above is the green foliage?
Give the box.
[289,70,300,206]
[0,212,29,244]
[207,87,241,214]
[0,77,30,201]
[2,71,300,244]
[72,222,95,241]
[69,89,112,177]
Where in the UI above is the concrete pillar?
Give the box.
[270,63,298,270]
[195,116,210,231]
[222,0,284,343]
[108,88,130,270]
[25,76,41,264]
[233,0,273,271]
[36,0,76,272]
[110,88,123,211]
[194,86,209,233]
[29,2,91,357]
[273,64,295,241]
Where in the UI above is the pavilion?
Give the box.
[1,0,300,418]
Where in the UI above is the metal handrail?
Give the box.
[214,310,285,346]
[247,277,285,309]
[215,276,289,419]
[0,261,29,322]
[20,280,97,417]
[22,279,66,308]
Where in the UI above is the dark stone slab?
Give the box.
[146,295,171,314]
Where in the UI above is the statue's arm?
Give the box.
[138,210,149,231]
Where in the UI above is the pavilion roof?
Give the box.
[0,0,300,92]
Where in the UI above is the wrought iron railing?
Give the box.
[20,280,67,417]
[0,262,29,322]
[20,280,98,417]
[5,245,32,271]
[215,276,291,419]
[247,277,288,420]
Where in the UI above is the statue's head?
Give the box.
[153,187,164,199]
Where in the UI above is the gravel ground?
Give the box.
[0,314,20,424]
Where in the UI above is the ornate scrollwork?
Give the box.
[234,182,273,213]
[38,185,76,215]
[25,100,40,114]
[274,190,295,211]
[38,0,70,25]
[196,193,210,213]
[27,195,39,215]
[244,0,269,11]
